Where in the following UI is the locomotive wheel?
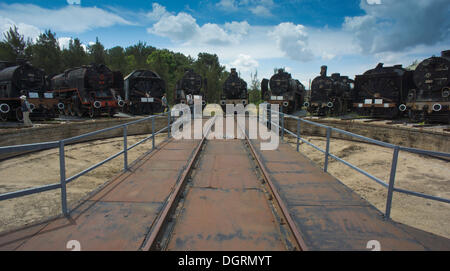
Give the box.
[15,107,23,122]
[88,106,95,118]
[408,110,423,123]
[0,112,7,122]
[108,108,116,118]
[69,104,76,116]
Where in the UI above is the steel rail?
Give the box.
[140,116,216,251]
[238,122,308,251]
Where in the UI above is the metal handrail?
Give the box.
[262,105,450,219]
[0,111,172,216]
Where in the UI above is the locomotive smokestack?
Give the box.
[320,65,327,77]
[376,63,384,69]
[231,68,237,74]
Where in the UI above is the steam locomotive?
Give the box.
[306,66,353,116]
[118,70,166,115]
[261,69,305,114]
[49,64,120,118]
[174,69,206,108]
[220,68,248,111]
[0,60,58,121]
[406,50,450,123]
[352,63,414,119]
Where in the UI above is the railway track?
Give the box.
[141,116,304,251]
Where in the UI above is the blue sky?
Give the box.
[1,0,449,87]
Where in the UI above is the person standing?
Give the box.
[161,93,168,113]
[20,95,33,127]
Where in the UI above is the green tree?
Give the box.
[61,38,88,69]
[125,41,155,69]
[248,70,261,104]
[106,46,127,74]
[194,53,226,103]
[88,37,106,64]
[0,25,27,61]
[30,29,62,75]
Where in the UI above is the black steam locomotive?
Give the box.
[352,63,414,118]
[50,64,120,118]
[0,60,58,121]
[406,50,450,123]
[118,70,166,115]
[174,69,206,107]
[220,68,248,111]
[306,66,353,116]
[261,69,305,114]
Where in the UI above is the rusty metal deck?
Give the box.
[249,138,450,251]
[0,138,201,251]
[165,140,289,251]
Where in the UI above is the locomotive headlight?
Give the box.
[57,103,65,110]
[0,103,10,114]
[327,102,334,108]
[432,103,442,112]
[398,104,407,112]
[220,100,226,105]
[202,100,206,106]
[118,100,125,107]
[94,101,102,109]
[242,100,247,105]
[303,102,310,107]
[283,101,289,107]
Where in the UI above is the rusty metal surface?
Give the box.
[0,137,201,251]
[249,138,450,250]
[166,140,288,251]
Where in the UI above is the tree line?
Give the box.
[0,26,262,105]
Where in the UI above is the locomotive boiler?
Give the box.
[306,66,353,116]
[220,68,248,111]
[50,64,119,118]
[174,69,206,108]
[407,50,450,123]
[352,63,413,118]
[261,69,305,114]
[120,70,166,115]
[0,60,58,121]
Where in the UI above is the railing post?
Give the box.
[281,112,284,141]
[385,146,400,219]
[324,127,331,172]
[168,111,171,138]
[123,125,128,171]
[268,104,271,130]
[296,118,300,152]
[59,140,68,216]
[152,117,155,150]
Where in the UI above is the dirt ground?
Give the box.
[285,135,450,239]
[0,134,167,233]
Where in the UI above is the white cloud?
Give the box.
[230,54,259,72]
[67,0,81,5]
[58,37,72,50]
[0,16,41,41]
[343,0,450,54]
[269,22,314,62]
[216,0,238,11]
[148,12,199,42]
[148,11,249,46]
[147,3,171,21]
[0,3,132,33]
[249,5,272,17]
